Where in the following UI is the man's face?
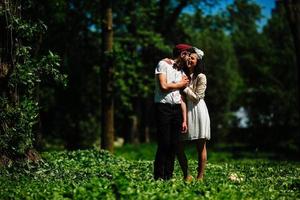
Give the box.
[181,51,191,60]
[180,51,191,67]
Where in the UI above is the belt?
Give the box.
[156,103,181,107]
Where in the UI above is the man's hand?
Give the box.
[181,121,188,133]
[162,58,173,65]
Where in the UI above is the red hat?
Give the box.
[175,44,192,52]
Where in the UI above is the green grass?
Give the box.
[0,145,299,199]
[114,142,284,163]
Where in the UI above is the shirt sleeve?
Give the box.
[155,60,168,75]
[183,74,207,103]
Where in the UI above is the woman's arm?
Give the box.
[183,74,207,103]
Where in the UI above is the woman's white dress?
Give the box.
[183,73,210,140]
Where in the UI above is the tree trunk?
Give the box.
[101,0,114,152]
[0,0,18,125]
[130,115,139,144]
[122,116,131,143]
[156,0,188,35]
[0,1,14,94]
[283,0,300,116]
[124,98,141,144]
[140,98,151,143]
[0,0,41,164]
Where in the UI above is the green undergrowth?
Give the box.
[0,148,299,199]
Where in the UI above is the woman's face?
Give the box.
[187,53,198,70]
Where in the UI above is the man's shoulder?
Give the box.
[158,58,174,66]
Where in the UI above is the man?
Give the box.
[154,44,193,180]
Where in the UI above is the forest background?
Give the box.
[0,0,299,160]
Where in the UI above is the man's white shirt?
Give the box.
[154,60,185,104]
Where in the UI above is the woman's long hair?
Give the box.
[183,57,205,81]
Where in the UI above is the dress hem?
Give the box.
[182,137,210,141]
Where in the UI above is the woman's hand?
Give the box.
[181,121,188,133]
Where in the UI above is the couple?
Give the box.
[154,43,210,181]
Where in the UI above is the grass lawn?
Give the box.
[0,143,299,199]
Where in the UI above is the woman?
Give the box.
[182,47,210,180]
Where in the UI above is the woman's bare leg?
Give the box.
[196,139,207,180]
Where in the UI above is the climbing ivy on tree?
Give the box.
[0,0,67,158]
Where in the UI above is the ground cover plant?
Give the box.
[0,144,299,199]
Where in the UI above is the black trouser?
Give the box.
[154,103,188,180]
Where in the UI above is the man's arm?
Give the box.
[157,73,189,92]
[181,95,188,133]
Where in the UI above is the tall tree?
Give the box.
[226,0,268,127]
[0,0,19,107]
[27,0,103,149]
[101,0,114,152]
[179,9,242,139]
[0,0,66,164]
[282,0,300,116]
[262,1,298,127]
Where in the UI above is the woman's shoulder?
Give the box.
[196,73,206,80]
